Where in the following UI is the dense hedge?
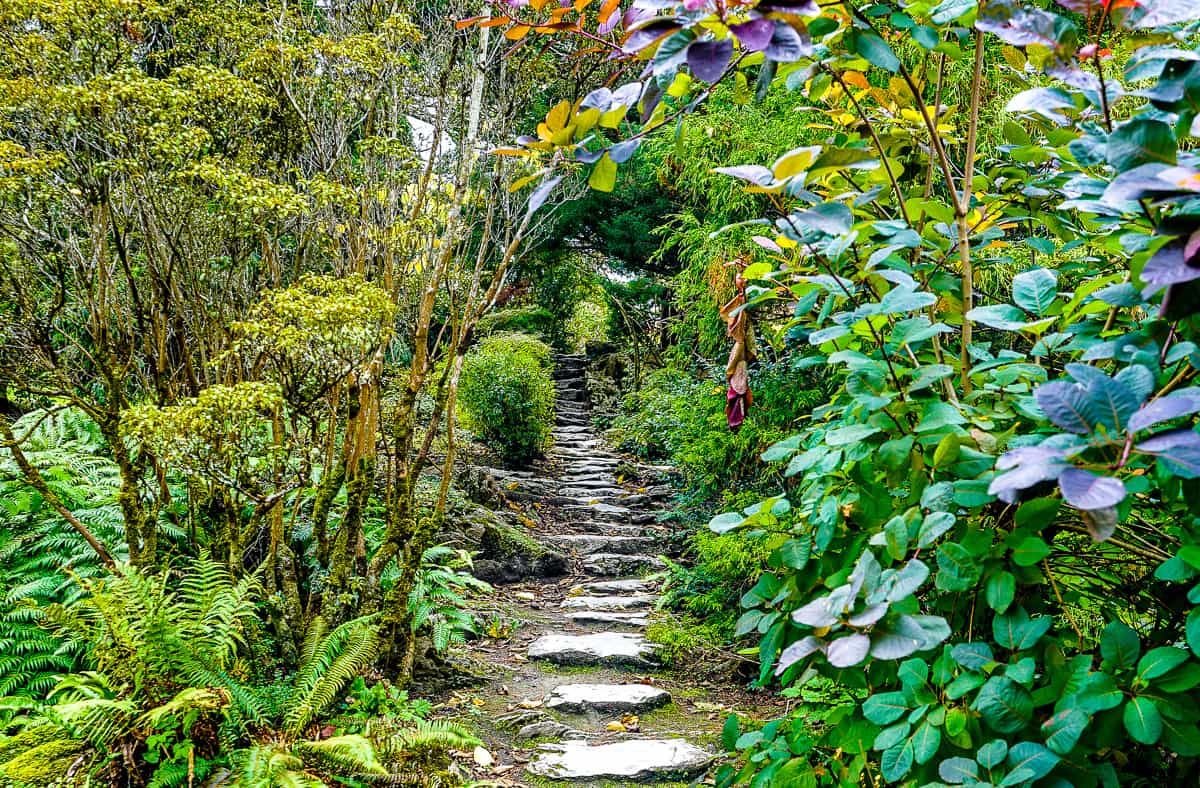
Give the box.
[459,333,554,466]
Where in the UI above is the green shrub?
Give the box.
[608,362,823,501]
[475,306,555,343]
[459,333,554,466]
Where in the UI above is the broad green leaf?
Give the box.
[1136,647,1190,682]
[973,677,1033,734]
[851,32,900,72]
[1012,537,1051,566]
[1005,741,1060,781]
[880,738,915,781]
[936,543,980,592]
[1188,609,1200,658]
[1042,708,1088,755]
[863,691,910,725]
[911,719,941,764]
[1012,268,1059,316]
[1123,696,1163,744]
[1107,118,1176,172]
[1101,621,1140,670]
[976,739,1009,768]
[985,571,1016,613]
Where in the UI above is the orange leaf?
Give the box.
[575,0,593,11]
[455,16,484,29]
[598,0,621,23]
[505,24,532,40]
[479,16,512,28]
[842,71,870,89]
[531,0,554,9]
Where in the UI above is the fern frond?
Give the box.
[137,687,226,729]
[284,617,379,737]
[293,734,385,776]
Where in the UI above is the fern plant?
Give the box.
[404,546,491,654]
[0,560,388,787]
[0,408,127,698]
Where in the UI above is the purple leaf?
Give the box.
[713,164,774,185]
[990,446,1070,503]
[608,139,641,164]
[751,235,783,253]
[1141,238,1200,296]
[1036,381,1098,434]
[827,633,871,668]
[976,5,1064,48]
[729,19,775,52]
[687,38,734,82]
[775,635,824,675]
[848,603,888,628]
[1104,163,1200,204]
[792,596,837,628]
[580,87,613,112]
[1081,506,1118,542]
[1128,396,1200,433]
[526,175,562,217]
[869,623,921,660]
[1137,428,1200,478]
[1131,0,1200,29]
[611,81,644,109]
[757,0,820,13]
[764,21,811,62]
[624,19,681,54]
[1059,468,1126,511]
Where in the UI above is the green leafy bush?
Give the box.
[609,363,822,501]
[459,333,554,466]
[475,305,556,343]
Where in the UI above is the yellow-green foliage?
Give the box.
[121,382,284,478]
[0,737,86,784]
[233,274,397,383]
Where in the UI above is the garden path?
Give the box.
[455,354,728,786]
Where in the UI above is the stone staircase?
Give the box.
[514,354,714,783]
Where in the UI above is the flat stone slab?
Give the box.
[561,594,655,610]
[527,739,713,781]
[552,535,655,555]
[584,553,663,576]
[545,683,671,714]
[563,503,631,522]
[565,610,649,627]
[527,632,655,667]
[580,578,657,594]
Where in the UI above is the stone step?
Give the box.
[558,477,622,488]
[597,524,666,538]
[545,683,671,714]
[584,553,663,576]
[562,462,620,473]
[546,495,625,508]
[579,578,658,594]
[563,503,631,522]
[564,610,649,627]
[527,632,655,667]
[527,739,713,782]
[558,481,624,492]
[552,535,656,555]
[552,449,616,461]
[561,594,656,611]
